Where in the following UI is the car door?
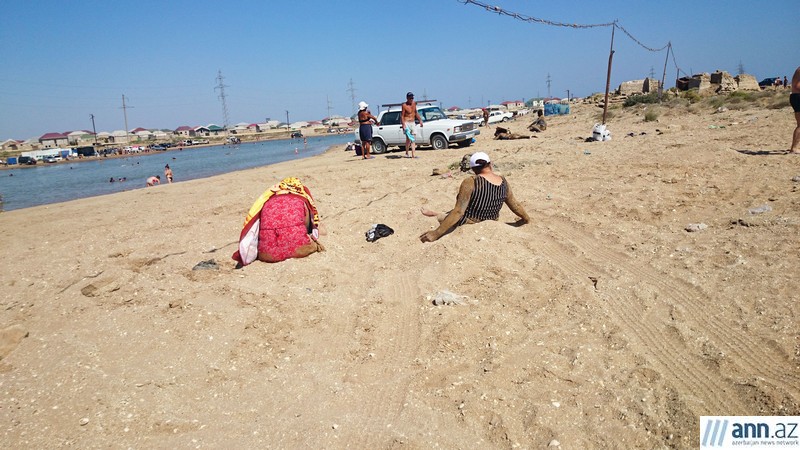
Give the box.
[416,107,436,144]
[377,111,403,145]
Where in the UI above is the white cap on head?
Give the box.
[469,152,491,168]
[358,101,368,110]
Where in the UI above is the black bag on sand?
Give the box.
[366,224,394,242]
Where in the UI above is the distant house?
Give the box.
[135,129,154,141]
[195,124,225,136]
[447,106,461,111]
[152,130,169,140]
[1,139,23,152]
[501,100,524,109]
[67,130,96,145]
[111,130,131,144]
[229,123,250,135]
[22,137,41,150]
[246,123,261,133]
[175,126,196,137]
[96,131,112,143]
[39,132,69,148]
[130,127,148,134]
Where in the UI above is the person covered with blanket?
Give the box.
[233,177,324,265]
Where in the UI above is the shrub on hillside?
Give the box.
[644,109,659,122]
[623,92,659,107]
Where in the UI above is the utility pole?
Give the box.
[565,90,570,102]
[326,96,333,122]
[601,23,616,125]
[90,114,98,147]
[214,70,230,139]
[120,94,132,146]
[285,110,290,135]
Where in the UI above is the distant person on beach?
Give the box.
[493,126,531,140]
[784,76,789,88]
[528,109,547,132]
[401,92,423,158]
[146,175,160,187]
[164,164,173,183]
[483,108,489,128]
[232,177,324,265]
[419,152,530,242]
[790,66,800,154]
[357,101,379,160]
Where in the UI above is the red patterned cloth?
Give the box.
[257,195,311,261]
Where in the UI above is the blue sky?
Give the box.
[1,0,797,140]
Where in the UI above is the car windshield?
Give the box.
[419,107,446,122]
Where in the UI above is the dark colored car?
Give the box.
[758,77,779,88]
[290,131,303,138]
[18,156,37,165]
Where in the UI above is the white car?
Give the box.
[355,101,480,154]
[487,110,514,124]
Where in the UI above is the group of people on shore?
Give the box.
[233,69,800,265]
[233,90,531,265]
[357,92,424,159]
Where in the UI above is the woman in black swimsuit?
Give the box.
[357,101,378,159]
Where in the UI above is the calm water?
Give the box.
[0,134,351,211]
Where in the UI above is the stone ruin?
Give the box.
[616,78,662,96]
[675,70,759,94]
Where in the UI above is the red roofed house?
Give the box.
[501,100,524,109]
[39,132,69,148]
[174,126,196,137]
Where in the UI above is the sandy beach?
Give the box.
[1,95,798,448]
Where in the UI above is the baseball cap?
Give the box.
[358,101,368,110]
[469,152,491,168]
[406,91,414,98]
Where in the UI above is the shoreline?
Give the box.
[0,131,353,171]
[0,136,346,213]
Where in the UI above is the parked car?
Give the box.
[487,110,514,124]
[758,77,779,88]
[354,101,480,154]
[18,156,37,165]
[43,156,59,163]
[150,144,166,151]
[290,131,303,139]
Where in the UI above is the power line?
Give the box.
[458,0,671,53]
[458,0,613,28]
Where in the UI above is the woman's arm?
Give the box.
[504,181,530,225]
[420,178,474,242]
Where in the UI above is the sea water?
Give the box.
[0,134,351,211]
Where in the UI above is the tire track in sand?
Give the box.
[527,221,750,413]
[544,216,800,395]
[343,271,422,448]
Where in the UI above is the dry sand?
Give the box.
[1,97,798,448]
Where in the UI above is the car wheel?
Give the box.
[431,134,448,150]
[502,117,509,122]
[371,138,387,154]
